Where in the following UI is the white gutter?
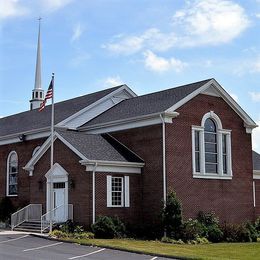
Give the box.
[253,181,256,208]
[92,162,98,224]
[160,114,167,206]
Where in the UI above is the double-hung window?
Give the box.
[107,176,130,207]
[192,111,232,179]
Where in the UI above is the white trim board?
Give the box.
[253,170,260,180]
[57,85,136,129]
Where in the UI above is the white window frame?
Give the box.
[192,111,232,179]
[107,175,130,208]
[6,151,18,196]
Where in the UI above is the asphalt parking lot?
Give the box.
[0,233,174,260]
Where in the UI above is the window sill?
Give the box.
[107,205,125,208]
[6,194,18,197]
[193,173,232,180]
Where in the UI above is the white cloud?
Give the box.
[230,93,239,102]
[253,119,260,153]
[103,0,250,55]
[251,59,260,73]
[249,92,260,102]
[143,50,187,73]
[40,0,74,12]
[103,76,124,88]
[71,23,84,42]
[0,0,73,21]
[256,13,260,18]
[0,0,28,20]
[172,0,250,46]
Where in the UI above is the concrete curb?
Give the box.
[30,233,194,260]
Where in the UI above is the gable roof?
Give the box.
[79,78,257,132]
[253,151,260,171]
[0,86,122,138]
[80,79,212,128]
[56,130,143,163]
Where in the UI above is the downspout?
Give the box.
[253,180,256,208]
[92,162,98,224]
[160,114,167,206]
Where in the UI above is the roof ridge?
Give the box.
[123,78,213,101]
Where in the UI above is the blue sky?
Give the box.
[0,0,260,152]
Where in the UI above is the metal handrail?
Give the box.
[41,204,73,233]
[11,204,42,230]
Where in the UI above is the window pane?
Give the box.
[204,118,216,132]
[8,152,18,195]
[195,131,200,151]
[205,143,217,153]
[204,133,217,143]
[205,163,218,173]
[195,152,200,172]
[205,153,217,163]
[222,134,227,154]
[223,155,227,174]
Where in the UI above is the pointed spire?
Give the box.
[30,18,44,110]
[34,17,42,90]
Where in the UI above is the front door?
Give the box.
[53,182,66,222]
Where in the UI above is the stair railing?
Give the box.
[41,204,73,233]
[11,204,42,230]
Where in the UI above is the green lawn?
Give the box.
[62,238,260,260]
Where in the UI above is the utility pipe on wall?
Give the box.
[92,162,98,224]
[160,114,167,206]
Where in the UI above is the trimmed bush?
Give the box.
[73,232,94,240]
[51,230,69,239]
[161,191,183,239]
[91,215,126,239]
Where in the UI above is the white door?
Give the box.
[53,182,66,222]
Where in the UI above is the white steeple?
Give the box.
[30,18,44,110]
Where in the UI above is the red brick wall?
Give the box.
[32,139,92,227]
[112,125,163,224]
[95,173,141,225]
[166,94,254,223]
[0,138,46,207]
[254,179,260,218]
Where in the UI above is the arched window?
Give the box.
[192,111,232,179]
[7,151,18,196]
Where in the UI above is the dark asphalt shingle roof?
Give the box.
[57,130,143,163]
[0,86,121,137]
[81,79,212,128]
[253,151,260,171]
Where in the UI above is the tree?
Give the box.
[161,191,183,238]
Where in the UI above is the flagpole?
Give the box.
[50,72,55,233]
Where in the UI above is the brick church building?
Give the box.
[0,23,259,232]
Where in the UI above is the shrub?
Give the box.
[0,197,15,222]
[207,225,223,242]
[195,237,210,244]
[161,237,185,244]
[59,219,75,233]
[161,191,183,239]
[111,216,126,238]
[222,223,257,242]
[74,225,84,234]
[91,215,126,239]
[255,217,260,235]
[197,211,219,227]
[181,218,204,241]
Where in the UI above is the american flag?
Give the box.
[39,78,53,111]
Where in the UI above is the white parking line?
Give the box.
[68,248,105,259]
[0,235,29,244]
[150,257,158,260]
[23,242,63,252]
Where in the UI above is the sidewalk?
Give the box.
[0,229,48,236]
